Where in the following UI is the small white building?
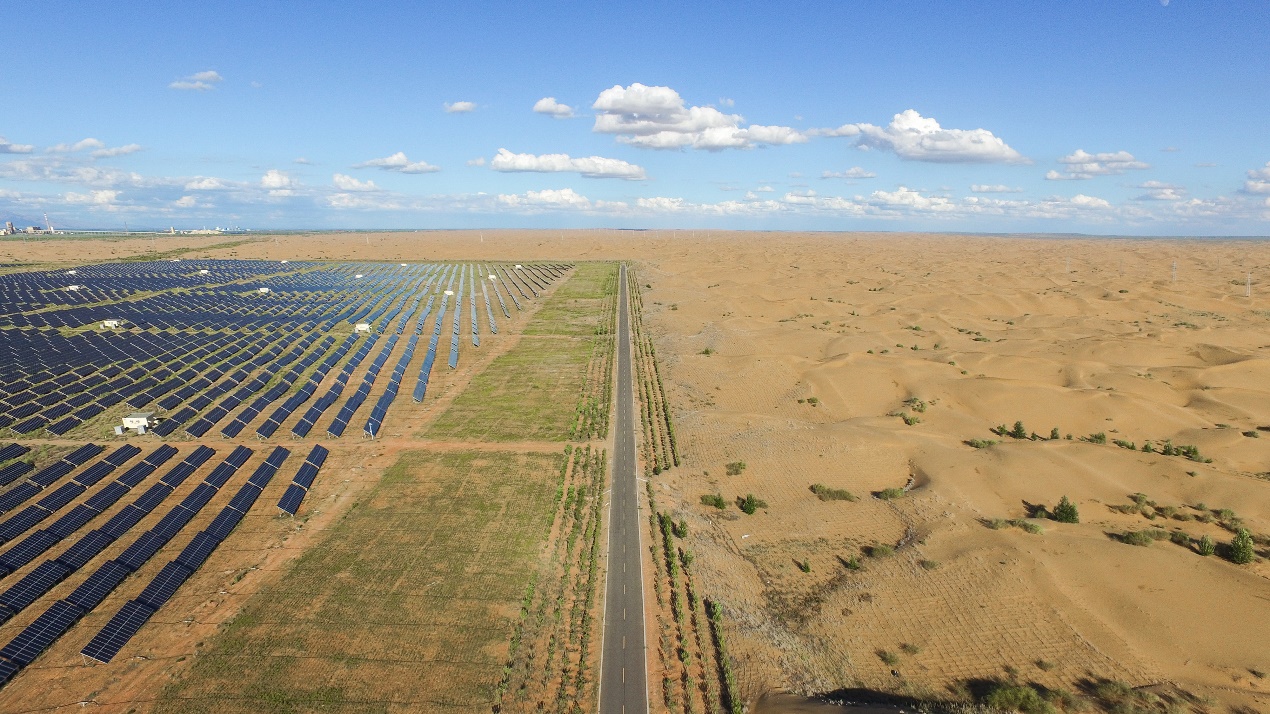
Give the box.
[258,287,270,294]
[354,323,371,334]
[122,412,154,434]
[355,274,364,279]
[66,285,81,291]
[101,319,121,329]
[199,269,210,275]
[66,270,78,275]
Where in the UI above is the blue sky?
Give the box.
[2,1,1268,233]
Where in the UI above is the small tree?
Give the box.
[1229,528,1255,564]
[1010,421,1028,439]
[1197,534,1215,556]
[738,494,767,514]
[1052,496,1079,523]
[1049,427,1061,440]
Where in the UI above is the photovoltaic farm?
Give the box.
[0,255,647,712]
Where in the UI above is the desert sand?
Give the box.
[4,230,1268,713]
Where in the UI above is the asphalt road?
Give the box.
[598,262,648,714]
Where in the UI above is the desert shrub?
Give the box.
[866,543,893,558]
[1197,534,1215,556]
[810,483,855,501]
[919,559,939,570]
[737,494,767,514]
[1158,505,1177,519]
[1229,528,1255,564]
[700,493,727,509]
[1010,421,1028,439]
[1122,530,1154,546]
[1216,507,1237,521]
[1169,531,1190,546]
[1035,659,1055,671]
[1084,432,1108,444]
[796,559,811,573]
[699,347,714,355]
[986,518,1009,530]
[1113,439,1136,450]
[1049,428,1061,440]
[876,649,900,666]
[806,396,819,406]
[1052,495,1080,523]
[900,642,921,655]
[984,683,1057,714]
[844,556,862,570]
[672,519,688,538]
[900,412,921,426]
[1012,519,1044,535]
[966,438,997,449]
[724,461,746,476]
[876,487,905,500]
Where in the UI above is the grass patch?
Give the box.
[810,483,855,502]
[155,449,563,713]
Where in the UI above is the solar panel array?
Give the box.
[276,444,328,515]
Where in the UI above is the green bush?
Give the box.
[1169,531,1190,546]
[984,683,1056,714]
[844,556,862,570]
[1197,534,1215,556]
[738,494,767,514]
[810,483,855,501]
[672,519,688,538]
[1049,427,1061,440]
[876,649,900,666]
[1229,528,1255,564]
[1052,495,1080,523]
[1010,421,1028,439]
[796,559,811,573]
[700,493,727,509]
[1084,432,1107,444]
[725,461,746,476]
[866,543,893,558]
[876,487,905,500]
[965,438,997,449]
[1122,530,1154,546]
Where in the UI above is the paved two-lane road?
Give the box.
[598,262,648,714]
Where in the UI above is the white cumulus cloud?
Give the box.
[185,177,228,190]
[1134,180,1186,201]
[49,138,105,153]
[533,97,575,118]
[497,188,592,209]
[332,173,378,191]
[169,70,223,91]
[489,148,646,180]
[261,170,296,195]
[591,83,807,151]
[1046,149,1150,180]
[354,152,440,174]
[174,195,197,208]
[971,184,1023,193]
[65,189,120,205]
[91,144,143,159]
[466,157,487,167]
[822,167,877,179]
[1243,161,1270,194]
[0,137,34,154]
[815,110,1027,164]
[444,101,477,113]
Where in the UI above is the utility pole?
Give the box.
[1247,273,1252,298]
[1172,260,1177,283]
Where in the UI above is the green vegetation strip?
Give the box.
[426,262,616,442]
[156,449,563,713]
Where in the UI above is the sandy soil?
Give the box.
[7,230,1269,713]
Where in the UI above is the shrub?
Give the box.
[919,559,939,570]
[876,487,905,500]
[984,683,1056,714]
[699,347,714,355]
[1052,495,1080,523]
[810,483,855,501]
[725,461,746,476]
[876,649,900,666]
[796,559,811,573]
[1013,519,1044,535]
[672,519,688,538]
[1122,530,1154,546]
[1169,531,1190,546]
[700,493,727,509]
[738,494,767,514]
[1229,528,1255,564]
[965,438,997,449]
[1197,534,1215,556]
[844,556,862,570]
[900,642,921,655]
[806,396,820,406]
[1084,432,1107,444]
[1112,439,1136,450]
[900,412,921,426]
[986,518,1009,530]
[1050,427,1061,440]
[1010,421,1028,439]
[866,543,893,558]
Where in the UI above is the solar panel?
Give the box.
[83,482,132,512]
[80,599,156,664]
[0,445,30,463]
[291,463,320,489]
[0,484,42,514]
[0,561,71,613]
[55,529,115,570]
[179,483,218,511]
[36,482,85,512]
[0,600,84,666]
[63,444,104,466]
[0,463,34,488]
[151,506,196,539]
[0,659,18,687]
[115,531,167,572]
[276,484,307,515]
[136,561,194,610]
[264,446,291,469]
[307,444,329,468]
[101,445,142,468]
[47,504,98,539]
[99,505,148,539]
[65,560,131,611]
[175,531,220,570]
[0,507,49,545]
[0,530,62,573]
[204,508,244,542]
[27,462,72,488]
[226,485,261,514]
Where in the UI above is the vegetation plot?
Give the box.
[156,449,564,713]
[426,262,616,442]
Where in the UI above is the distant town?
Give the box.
[1,215,247,236]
